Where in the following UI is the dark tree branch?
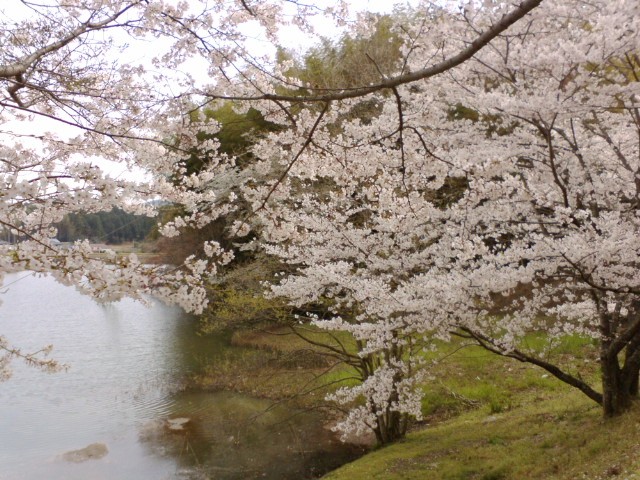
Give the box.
[256,101,330,212]
[239,0,256,16]
[288,324,361,362]
[204,0,544,103]
[453,326,603,405]
[0,2,141,80]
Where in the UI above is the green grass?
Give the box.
[324,390,640,480]
[323,335,640,480]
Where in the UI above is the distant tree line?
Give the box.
[55,208,156,244]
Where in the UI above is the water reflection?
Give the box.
[140,391,365,480]
[0,273,363,479]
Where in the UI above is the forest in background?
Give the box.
[54,208,156,244]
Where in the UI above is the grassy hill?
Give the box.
[323,340,640,480]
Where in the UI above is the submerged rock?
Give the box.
[62,443,108,463]
[166,417,190,431]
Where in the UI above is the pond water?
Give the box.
[0,272,362,479]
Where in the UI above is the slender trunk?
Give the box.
[373,422,384,445]
[601,354,625,416]
[623,331,640,397]
[371,341,408,445]
[375,410,405,445]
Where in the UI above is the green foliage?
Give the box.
[200,286,288,333]
[449,102,519,137]
[585,52,640,86]
[153,208,229,265]
[191,103,281,171]
[199,254,291,332]
[276,13,405,127]
[449,103,480,122]
[428,176,469,209]
[156,102,282,262]
[294,15,404,90]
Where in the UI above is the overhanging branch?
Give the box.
[453,326,603,405]
[205,0,544,103]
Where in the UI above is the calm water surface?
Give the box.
[0,272,361,480]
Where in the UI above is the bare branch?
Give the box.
[453,327,603,405]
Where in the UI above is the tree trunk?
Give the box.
[371,359,409,445]
[628,371,639,397]
[374,411,407,445]
[601,349,638,417]
[599,305,640,417]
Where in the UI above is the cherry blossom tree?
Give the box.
[437,1,640,417]
[15,0,635,448]
[218,0,548,442]
[15,0,636,449]
[0,0,542,383]
[223,0,640,439]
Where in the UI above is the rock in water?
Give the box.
[166,417,190,431]
[62,443,109,463]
